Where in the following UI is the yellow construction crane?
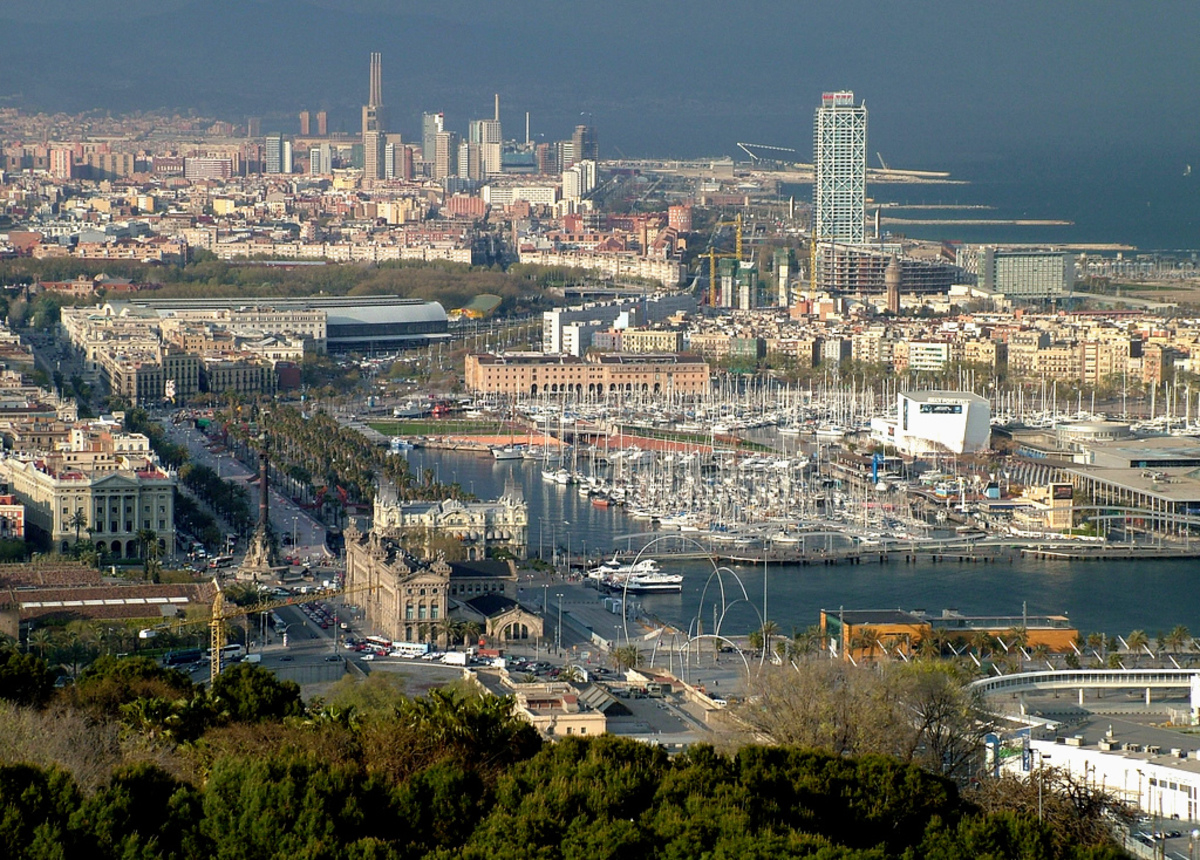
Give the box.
[705,213,744,306]
[206,579,375,679]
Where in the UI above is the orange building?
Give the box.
[464,352,709,397]
[821,608,1078,663]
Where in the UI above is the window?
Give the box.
[418,605,427,620]
[431,605,439,620]
[405,604,414,620]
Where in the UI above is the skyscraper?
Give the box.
[316,111,328,136]
[299,111,310,136]
[813,91,867,244]
[433,130,460,181]
[362,52,387,180]
[572,124,597,164]
[264,134,284,174]
[422,112,444,163]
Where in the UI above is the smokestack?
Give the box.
[494,93,500,122]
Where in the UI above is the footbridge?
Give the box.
[970,668,1200,709]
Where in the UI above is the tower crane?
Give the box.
[141,579,376,679]
[704,213,745,306]
[206,579,378,678]
[737,142,798,164]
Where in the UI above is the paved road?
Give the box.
[164,419,332,564]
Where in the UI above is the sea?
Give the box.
[781,149,1200,253]
[403,447,1200,642]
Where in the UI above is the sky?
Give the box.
[1,0,1196,167]
[2,0,1198,246]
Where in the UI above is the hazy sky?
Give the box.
[2,0,1198,171]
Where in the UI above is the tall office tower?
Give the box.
[535,142,556,175]
[774,248,791,307]
[422,112,444,162]
[433,130,459,180]
[309,143,332,174]
[458,141,483,180]
[362,52,388,180]
[247,116,262,138]
[572,124,597,163]
[299,111,310,136]
[282,140,293,174]
[813,91,867,244]
[556,140,576,170]
[264,134,284,174]
[316,111,328,136]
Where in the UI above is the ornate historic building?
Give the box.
[344,524,543,647]
[369,481,528,560]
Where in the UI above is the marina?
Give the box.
[398,442,1200,640]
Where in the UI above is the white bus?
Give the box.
[364,635,393,652]
[388,642,430,658]
[204,644,246,662]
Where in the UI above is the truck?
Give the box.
[441,651,469,667]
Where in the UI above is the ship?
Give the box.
[615,571,684,594]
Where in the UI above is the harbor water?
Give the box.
[403,447,1200,640]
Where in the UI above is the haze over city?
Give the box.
[1,0,1196,163]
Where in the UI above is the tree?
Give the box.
[322,672,407,716]
[70,762,208,858]
[70,655,195,718]
[1166,624,1192,653]
[0,645,56,707]
[67,509,88,546]
[613,645,641,672]
[1126,629,1149,666]
[208,662,303,723]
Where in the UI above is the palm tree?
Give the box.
[137,527,158,566]
[27,628,52,659]
[462,620,483,648]
[849,626,881,663]
[67,509,88,546]
[557,665,583,683]
[1127,629,1150,666]
[760,620,780,658]
[613,644,641,671]
[1166,625,1192,653]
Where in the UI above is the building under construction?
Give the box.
[816,242,960,296]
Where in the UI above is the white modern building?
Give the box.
[957,246,1074,300]
[813,91,867,244]
[871,390,991,456]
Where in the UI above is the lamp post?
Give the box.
[556,592,564,654]
[292,515,298,550]
[563,521,571,576]
[1034,750,1052,823]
